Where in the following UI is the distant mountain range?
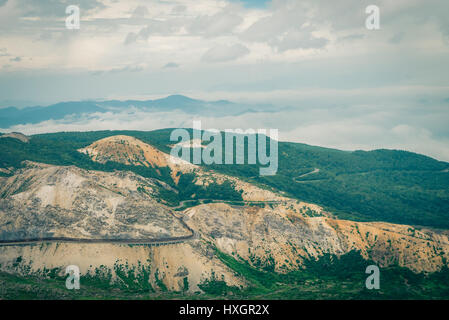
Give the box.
[0,95,279,128]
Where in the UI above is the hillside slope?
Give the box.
[79,135,285,202]
[186,202,449,273]
[2,129,446,228]
[0,161,189,240]
[1,136,449,298]
[78,135,197,183]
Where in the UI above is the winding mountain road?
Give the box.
[0,199,291,246]
[0,236,193,246]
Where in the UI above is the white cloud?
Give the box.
[131,5,149,19]
[187,8,243,37]
[124,32,138,45]
[0,0,449,163]
[201,43,249,62]
[163,62,180,69]
[1,0,448,71]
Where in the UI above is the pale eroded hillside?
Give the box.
[0,161,189,240]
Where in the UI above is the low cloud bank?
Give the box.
[2,99,449,162]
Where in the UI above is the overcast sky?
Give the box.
[0,0,449,161]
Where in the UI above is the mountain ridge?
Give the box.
[0,95,274,128]
[1,129,448,228]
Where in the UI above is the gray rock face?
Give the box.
[0,161,190,240]
[184,202,449,273]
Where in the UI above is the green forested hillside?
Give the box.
[0,129,448,228]
[212,140,449,228]
[261,142,449,228]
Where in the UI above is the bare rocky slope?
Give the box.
[1,135,449,294]
[0,161,188,240]
[78,135,197,184]
[185,202,449,273]
[0,160,245,292]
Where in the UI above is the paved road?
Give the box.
[293,168,326,183]
[171,198,292,210]
[0,235,194,246]
[0,211,196,247]
[0,199,291,246]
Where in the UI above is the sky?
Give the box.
[0,0,449,161]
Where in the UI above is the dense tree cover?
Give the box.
[1,129,448,228]
[206,137,449,228]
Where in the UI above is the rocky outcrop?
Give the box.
[0,161,189,240]
[185,202,449,273]
[0,161,246,292]
[78,135,197,183]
